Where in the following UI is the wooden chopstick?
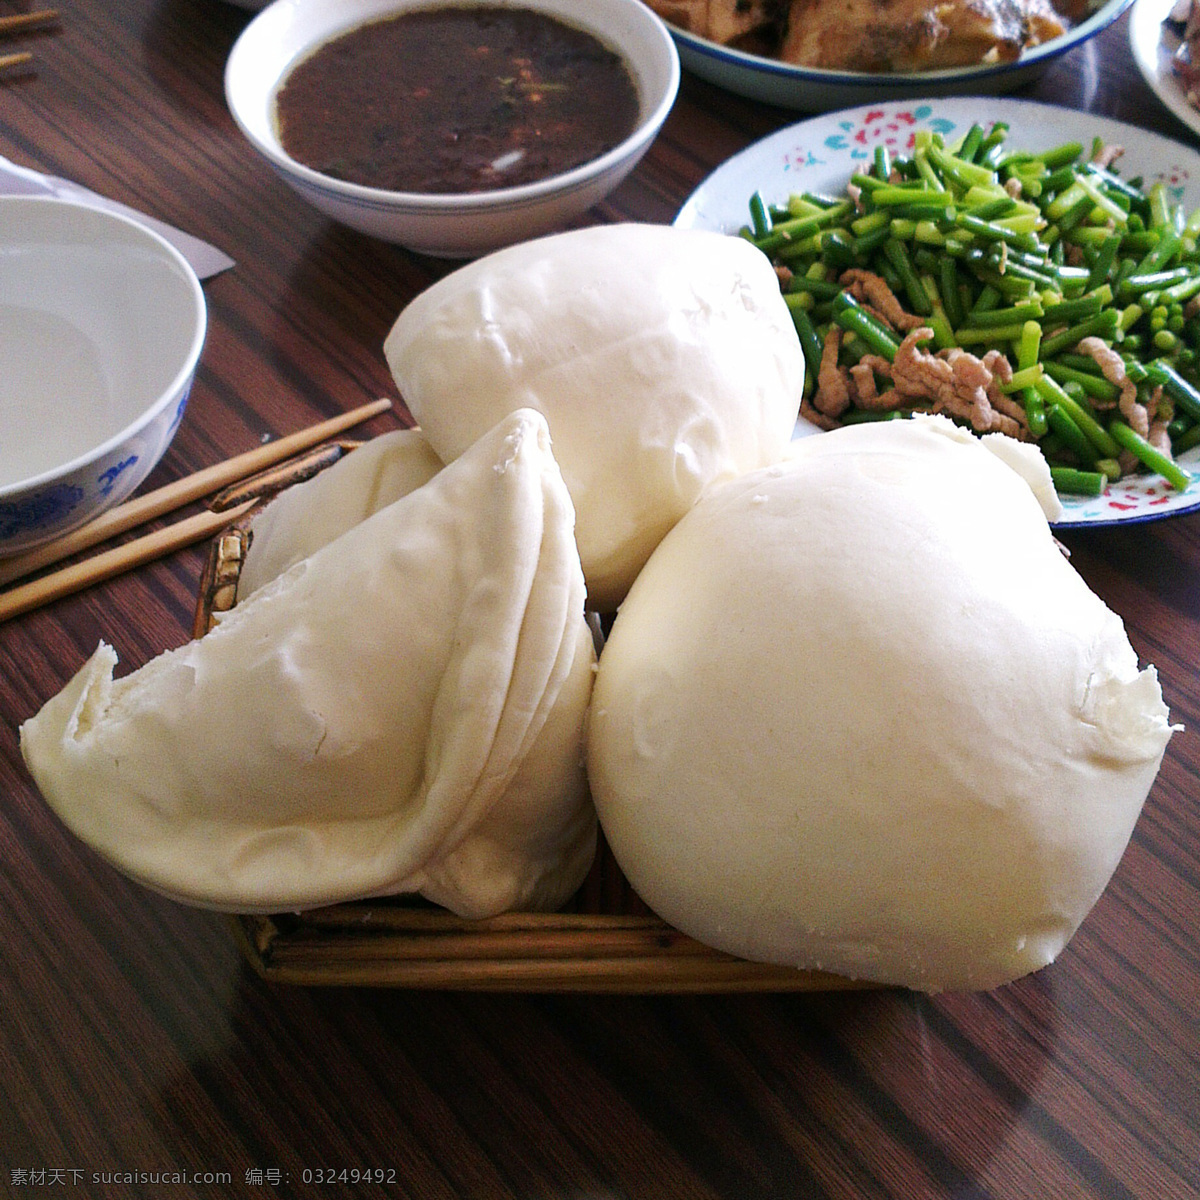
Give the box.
[0,501,257,624]
[0,9,59,35]
[0,8,59,70]
[0,397,393,588]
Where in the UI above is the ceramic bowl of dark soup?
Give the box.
[225,0,680,257]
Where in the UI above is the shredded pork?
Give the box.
[809,275,1032,439]
[1076,335,1148,436]
[840,269,927,332]
[814,325,853,418]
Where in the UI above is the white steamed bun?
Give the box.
[586,415,1176,991]
[21,410,596,918]
[237,426,443,597]
[383,223,804,610]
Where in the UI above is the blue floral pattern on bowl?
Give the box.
[0,196,205,556]
[0,388,193,555]
[98,456,139,498]
[0,484,86,541]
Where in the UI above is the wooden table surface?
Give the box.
[2,1,1198,1197]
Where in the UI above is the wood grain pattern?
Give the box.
[1,2,1198,1197]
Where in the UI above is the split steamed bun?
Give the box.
[238,426,442,597]
[21,410,596,918]
[586,416,1176,992]
[384,223,804,610]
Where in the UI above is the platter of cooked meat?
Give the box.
[645,0,1134,108]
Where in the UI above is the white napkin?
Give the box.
[0,153,235,279]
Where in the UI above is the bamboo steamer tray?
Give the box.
[193,441,862,993]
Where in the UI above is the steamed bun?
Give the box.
[384,223,803,610]
[586,416,1176,991]
[237,427,443,597]
[21,410,596,918]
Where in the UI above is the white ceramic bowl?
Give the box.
[667,0,1133,110]
[224,0,681,257]
[0,197,206,556]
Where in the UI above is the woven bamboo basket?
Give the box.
[193,442,859,993]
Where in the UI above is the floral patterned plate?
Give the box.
[674,97,1200,528]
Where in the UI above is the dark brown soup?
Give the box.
[274,5,642,194]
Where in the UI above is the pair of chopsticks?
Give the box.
[0,8,59,71]
[0,397,394,623]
